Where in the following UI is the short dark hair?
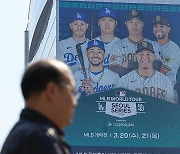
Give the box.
[21,61,64,100]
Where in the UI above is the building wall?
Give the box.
[32,1,56,61]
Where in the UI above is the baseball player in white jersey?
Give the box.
[74,39,120,95]
[152,15,180,87]
[110,10,161,77]
[95,7,121,69]
[57,12,89,73]
[118,41,175,103]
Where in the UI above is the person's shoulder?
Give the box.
[59,37,74,44]
[120,70,136,79]
[155,71,170,79]
[168,40,180,48]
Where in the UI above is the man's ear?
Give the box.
[69,23,72,30]
[45,82,59,101]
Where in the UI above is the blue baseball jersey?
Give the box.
[74,68,120,94]
[95,36,121,68]
[57,37,89,73]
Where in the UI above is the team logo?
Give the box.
[94,40,99,46]
[105,8,111,14]
[110,55,118,62]
[163,56,172,63]
[132,10,137,16]
[142,41,148,47]
[156,15,161,22]
[115,90,126,97]
[76,13,82,19]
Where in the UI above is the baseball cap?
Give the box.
[98,7,117,20]
[87,39,105,51]
[70,12,88,23]
[152,15,170,27]
[136,41,154,54]
[126,10,143,21]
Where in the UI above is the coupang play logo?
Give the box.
[97,90,145,118]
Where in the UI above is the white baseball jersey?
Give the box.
[74,68,120,94]
[159,40,180,86]
[118,70,175,103]
[57,37,89,73]
[95,36,121,68]
[111,37,161,65]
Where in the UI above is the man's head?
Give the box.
[152,15,170,40]
[69,12,88,38]
[97,8,117,35]
[136,41,155,70]
[125,10,144,37]
[21,59,77,129]
[86,39,105,67]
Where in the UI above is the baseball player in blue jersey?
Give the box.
[118,41,175,103]
[95,7,121,69]
[74,39,120,95]
[57,12,89,73]
[152,15,180,87]
[110,10,161,77]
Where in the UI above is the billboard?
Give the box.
[57,1,180,153]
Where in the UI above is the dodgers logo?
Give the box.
[76,13,81,19]
[105,8,111,14]
[64,53,78,66]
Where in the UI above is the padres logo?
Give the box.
[163,56,172,63]
[110,55,118,62]
[132,10,137,16]
[142,41,148,47]
[156,15,161,21]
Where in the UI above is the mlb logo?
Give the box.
[115,90,126,96]
[120,91,126,96]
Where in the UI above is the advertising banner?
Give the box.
[58,0,180,153]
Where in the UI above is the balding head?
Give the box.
[21,59,75,100]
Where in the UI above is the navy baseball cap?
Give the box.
[70,12,88,23]
[136,41,154,54]
[152,15,170,27]
[126,10,143,21]
[87,39,105,51]
[98,7,117,20]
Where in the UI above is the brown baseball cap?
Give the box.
[126,10,144,21]
[136,41,154,54]
[152,15,170,27]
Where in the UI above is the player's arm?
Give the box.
[160,65,170,75]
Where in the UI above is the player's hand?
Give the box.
[121,60,129,68]
[81,78,95,95]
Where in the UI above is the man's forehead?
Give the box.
[71,20,86,24]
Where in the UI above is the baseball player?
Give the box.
[110,10,161,77]
[152,15,180,87]
[118,41,175,103]
[74,39,120,95]
[57,12,89,73]
[95,7,121,69]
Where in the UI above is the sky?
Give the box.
[0,0,30,149]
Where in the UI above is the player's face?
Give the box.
[87,46,105,66]
[136,50,155,70]
[125,18,144,37]
[153,24,170,40]
[70,20,88,38]
[98,17,117,34]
